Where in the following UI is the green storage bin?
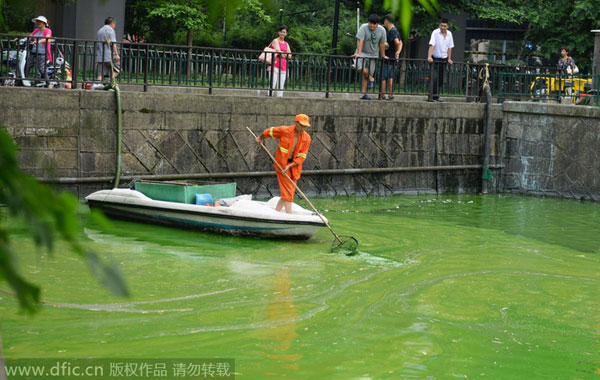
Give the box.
[194,182,237,201]
[135,181,236,204]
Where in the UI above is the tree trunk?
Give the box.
[186,29,193,80]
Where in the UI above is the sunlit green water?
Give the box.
[1,194,599,379]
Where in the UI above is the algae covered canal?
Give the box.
[1,194,599,379]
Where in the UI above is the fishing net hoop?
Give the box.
[331,236,359,256]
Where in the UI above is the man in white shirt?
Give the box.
[427,18,454,101]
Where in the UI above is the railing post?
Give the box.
[555,71,560,104]
[2,36,8,84]
[498,72,504,103]
[592,29,600,93]
[208,50,213,95]
[326,55,332,98]
[465,62,470,101]
[108,41,113,86]
[144,44,149,92]
[596,73,600,106]
[83,41,88,85]
[427,62,434,102]
[268,51,274,97]
[72,39,79,89]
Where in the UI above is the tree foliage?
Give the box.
[147,1,209,46]
[401,0,599,71]
[460,0,532,24]
[2,0,599,66]
[462,0,599,70]
[126,0,274,47]
[0,0,35,33]
[368,0,439,41]
[149,3,208,32]
[0,127,128,314]
[124,0,372,53]
[525,0,600,71]
[0,0,4,32]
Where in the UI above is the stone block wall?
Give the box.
[502,102,600,200]
[0,87,504,199]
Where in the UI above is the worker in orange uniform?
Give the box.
[255,114,311,214]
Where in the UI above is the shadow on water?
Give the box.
[83,216,322,258]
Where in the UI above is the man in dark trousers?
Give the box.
[427,18,454,101]
[96,17,120,82]
[255,114,311,214]
[380,14,402,100]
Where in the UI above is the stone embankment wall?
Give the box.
[1,87,599,200]
[502,102,600,200]
[0,87,503,199]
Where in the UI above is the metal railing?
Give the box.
[2,33,597,105]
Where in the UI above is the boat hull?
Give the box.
[86,190,325,240]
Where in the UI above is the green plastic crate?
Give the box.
[135,181,236,204]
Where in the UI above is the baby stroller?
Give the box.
[3,38,71,88]
[46,48,72,88]
[1,39,21,86]
[530,77,548,102]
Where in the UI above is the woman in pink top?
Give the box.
[270,25,292,97]
[26,16,53,85]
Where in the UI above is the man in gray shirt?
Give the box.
[96,17,120,82]
[351,14,387,100]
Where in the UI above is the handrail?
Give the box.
[2,32,596,104]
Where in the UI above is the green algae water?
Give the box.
[1,194,599,379]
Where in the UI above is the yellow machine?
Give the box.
[530,75,592,103]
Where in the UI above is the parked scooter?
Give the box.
[2,37,68,88]
[0,38,24,86]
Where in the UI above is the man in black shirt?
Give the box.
[380,14,403,100]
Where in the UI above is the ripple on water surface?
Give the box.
[1,194,598,379]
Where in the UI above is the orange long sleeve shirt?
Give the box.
[262,125,311,182]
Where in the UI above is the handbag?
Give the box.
[258,47,275,65]
[566,65,579,75]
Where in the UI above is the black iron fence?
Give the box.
[1,33,598,105]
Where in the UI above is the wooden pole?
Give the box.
[246,127,343,244]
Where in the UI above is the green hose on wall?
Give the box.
[107,84,122,188]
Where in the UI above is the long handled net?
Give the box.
[331,236,359,256]
[246,127,358,255]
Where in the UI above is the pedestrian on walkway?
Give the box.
[269,25,292,97]
[380,14,402,100]
[96,17,120,82]
[427,18,454,102]
[26,16,53,85]
[352,14,387,100]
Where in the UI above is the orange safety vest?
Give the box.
[262,125,311,181]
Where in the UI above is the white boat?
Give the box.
[85,188,326,239]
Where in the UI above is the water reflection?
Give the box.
[260,267,302,376]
